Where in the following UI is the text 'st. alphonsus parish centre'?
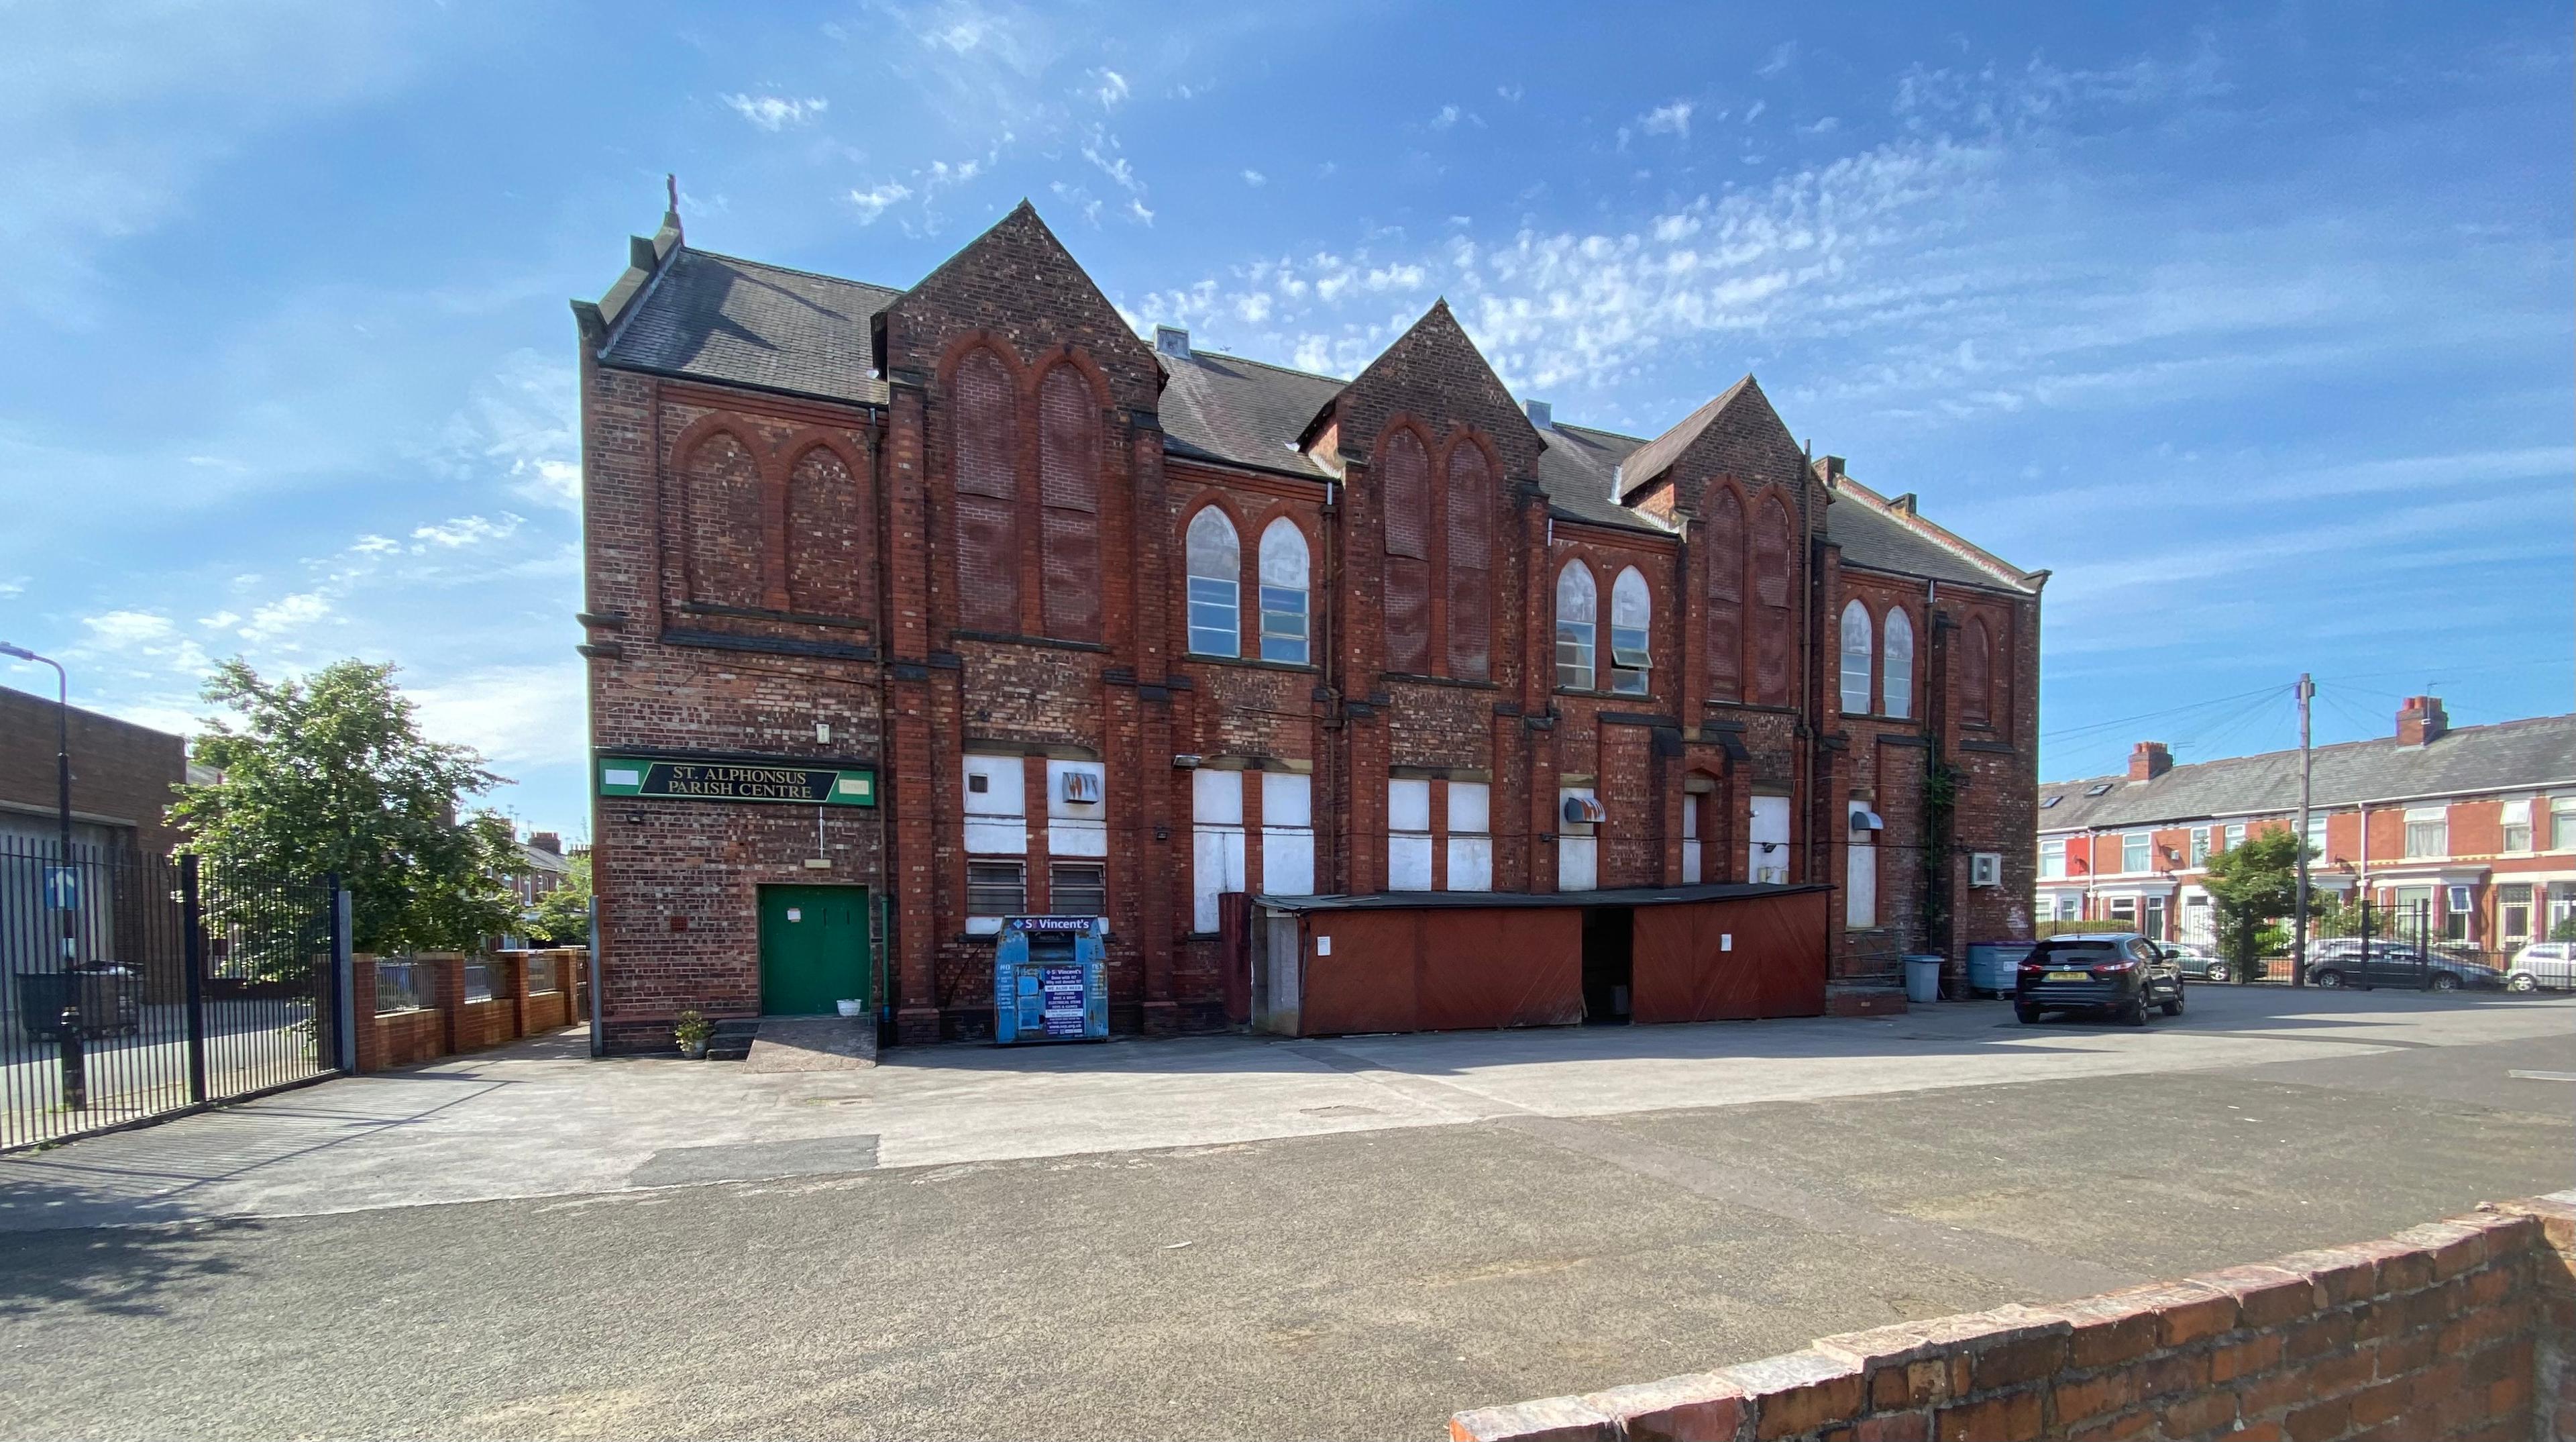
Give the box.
[573,197,2047,1051]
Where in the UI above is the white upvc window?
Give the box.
[2223,821,2247,852]
[2121,831,2151,874]
[2500,883,2534,941]
[2553,798,2576,850]
[1185,508,1241,657]
[1881,608,1914,719]
[1681,789,1705,884]
[2189,827,2210,866]
[1554,562,1596,691]
[1260,772,1314,897]
[2501,799,2533,854]
[1191,768,1246,933]
[2304,812,2326,859]
[2039,837,2065,880]
[1446,781,1493,892]
[2403,807,2447,860]
[1258,520,1311,665]
[1607,568,1652,696]
[1388,778,1434,892]
[1838,600,1872,715]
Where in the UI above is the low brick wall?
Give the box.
[350,949,589,1073]
[1453,1192,2576,1442]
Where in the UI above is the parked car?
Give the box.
[2155,940,2234,984]
[2305,940,2504,992]
[2506,941,2576,992]
[2015,933,2184,1025]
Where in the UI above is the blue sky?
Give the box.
[3,1,2569,835]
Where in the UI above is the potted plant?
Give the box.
[673,1009,712,1060]
[835,998,864,1018]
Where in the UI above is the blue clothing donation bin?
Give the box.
[993,915,1110,1045]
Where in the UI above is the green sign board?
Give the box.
[596,757,876,807]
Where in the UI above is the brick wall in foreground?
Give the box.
[1454,1192,2576,1442]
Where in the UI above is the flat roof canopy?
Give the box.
[1252,881,1829,913]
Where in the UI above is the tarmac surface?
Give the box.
[0,985,2569,1439]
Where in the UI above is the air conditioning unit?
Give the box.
[1561,794,1607,826]
[1969,852,2003,888]
[1061,770,1103,805]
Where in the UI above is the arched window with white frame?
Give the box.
[1185,507,1240,656]
[1608,567,1652,696]
[1838,599,1873,715]
[1554,561,1597,691]
[1256,519,1309,664]
[1882,608,1914,719]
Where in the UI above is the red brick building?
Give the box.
[576,200,2047,1049]
[0,683,186,860]
[2037,699,2576,953]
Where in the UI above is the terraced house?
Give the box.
[2036,698,2576,951]
[574,197,2045,1051]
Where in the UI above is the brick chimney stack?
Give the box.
[2396,696,2448,746]
[2129,741,2172,782]
[528,831,562,854]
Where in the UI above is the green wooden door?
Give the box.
[758,886,870,1016]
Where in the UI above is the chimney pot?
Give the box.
[528,831,561,854]
[2128,741,2172,782]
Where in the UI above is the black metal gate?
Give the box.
[1,837,343,1151]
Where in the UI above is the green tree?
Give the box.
[2199,825,2309,973]
[172,658,523,960]
[527,852,593,945]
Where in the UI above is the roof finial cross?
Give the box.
[666,173,680,214]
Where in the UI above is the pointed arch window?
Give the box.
[1838,599,1874,715]
[1258,519,1310,665]
[1882,608,1915,719]
[1380,429,1433,674]
[1185,508,1241,657]
[1609,568,1652,696]
[1962,615,1993,726]
[1037,364,1101,641]
[1751,495,1793,707]
[952,348,1020,633]
[1704,488,1743,703]
[1554,562,1597,691]
[1444,442,1493,679]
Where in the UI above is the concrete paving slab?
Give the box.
[744,1015,879,1072]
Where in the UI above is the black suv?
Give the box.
[2015,933,2184,1025]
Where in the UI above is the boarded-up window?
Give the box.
[1752,495,1792,707]
[953,348,1018,633]
[1445,443,1492,679]
[1962,615,1993,726]
[684,431,763,609]
[786,444,867,619]
[1038,366,1099,641]
[1704,488,1743,703]
[1381,428,1431,674]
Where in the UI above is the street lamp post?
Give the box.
[0,642,71,866]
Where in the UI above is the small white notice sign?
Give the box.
[1721,933,1733,951]
[786,908,802,922]
[1315,936,1332,956]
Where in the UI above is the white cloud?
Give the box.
[411,513,523,550]
[83,610,175,648]
[1640,100,1694,138]
[0,576,25,599]
[722,93,828,131]
[1241,169,1265,187]
[434,351,579,511]
[1758,41,1798,77]
[408,662,586,770]
[849,181,913,222]
[238,592,332,645]
[1800,115,1840,135]
[1430,104,1460,130]
[1089,68,1129,110]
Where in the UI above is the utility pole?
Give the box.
[2293,672,2313,988]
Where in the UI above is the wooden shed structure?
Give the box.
[1240,883,1831,1037]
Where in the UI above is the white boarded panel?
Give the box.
[1262,772,1311,828]
[1447,837,1493,892]
[1389,833,1434,891]
[1447,780,1489,835]
[1049,819,1108,857]
[963,818,1027,855]
[1262,828,1314,896]
[1193,826,1246,932]
[1387,777,1431,833]
[1194,767,1244,825]
[963,754,1024,818]
[1560,836,1599,892]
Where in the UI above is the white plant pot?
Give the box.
[835,999,864,1018]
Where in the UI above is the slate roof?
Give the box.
[589,240,2027,564]
[1613,377,1753,500]
[601,248,898,405]
[2037,713,2576,832]
[1829,488,2035,593]
[1157,348,1342,478]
